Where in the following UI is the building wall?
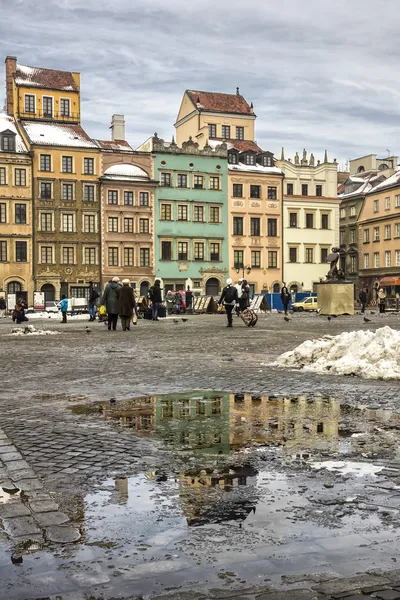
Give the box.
[228,169,283,293]
[0,151,33,302]
[14,85,80,123]
[350,154,398,177]
[339,194,365,288]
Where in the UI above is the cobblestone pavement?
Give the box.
[0,312,400,600]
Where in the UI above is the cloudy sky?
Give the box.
[2,0,400,169]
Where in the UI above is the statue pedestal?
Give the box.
[317,282,355,316]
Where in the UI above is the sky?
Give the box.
[1,0,400,170]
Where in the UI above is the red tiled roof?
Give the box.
[96,139,133,151]
[14,64,79,92]
[186,90,253,115]
[229,140,263,153]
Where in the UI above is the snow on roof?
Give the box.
[95,139,133,151]
[339,179,373,199]
[21,121,97,148]
[15,64,78,92]
[103,163,150,180]
[0,113,28,153]
[229,163,282,175]
[366,167,400,194]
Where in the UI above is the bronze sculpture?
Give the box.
[325,247,346,282]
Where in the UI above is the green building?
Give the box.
[145,134,229,296]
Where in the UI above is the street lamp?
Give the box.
[235,265,251,278]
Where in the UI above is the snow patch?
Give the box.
[10,325,60,336]
[274,327,400,380]
[311,460,383,477]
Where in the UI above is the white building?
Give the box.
[278,150,339,293]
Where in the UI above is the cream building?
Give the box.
[278,150,339,293]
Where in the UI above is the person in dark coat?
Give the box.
[239,279,250,312]
[118,279,137,331]
[0,296,6,318]
[88,281,99,321]
[185,286,194,313]
[218,278,238,327]
[101,277,121,330]
[280,284,291,315]
[149,279,162,321]
[359,288,367,313]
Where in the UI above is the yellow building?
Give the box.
[5,56,100,301]
[0,113,33,303]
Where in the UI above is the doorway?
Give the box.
[140,281,150,297]
[205,277,220,296]
[41,283,55,303]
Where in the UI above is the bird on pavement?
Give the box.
[181,318,188,322]
[110,397,116,404]
[370,311,375,315]
[327,316,331,321]
[284,316,291,322]
[173,318,179,324]
[85,327,91,334]
[364,316,371,323]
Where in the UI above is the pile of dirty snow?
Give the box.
[10,325,60,336]
[274,326,400,380]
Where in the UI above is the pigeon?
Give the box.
[327,316,331,321]
[85,327,91,334]
[181,318,188,322]
[284,316,290,322]
[364,316,371,323]
[173,319,179,324]
[110,397,116,405]
[370,311,375,315]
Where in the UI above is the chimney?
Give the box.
[5,56,17,116]
[110,114,125,140]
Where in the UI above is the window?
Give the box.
[233,216,243,236]
[15,204,26,224]
[41,246,53,264]
[287,183,293,195]
[161,204,172,220]
[385,196,391,210]
[139,192,149,206]
[350,206,356,217]
[289,212,297,228]
[250,217,260,236]
[245,154,256,165]
[221,125,230,139]
[194,242,204,260]
[1,134,15,152]
[321,214,329,229]
[43,96,53,117]
[14,168,26,186]
[208,124,217,138]
[40,182,52,199]
[193,206,204,222]
[83,214,95,233]
[350,256,356,272]
[236,126,244,140]
[85,247,96,264]
[374,199,379,213]
[108,247,119,266]
[194,175,204,189]
[62,156,73,173]
[140,248,150,267]
[122,191,133,206]
[177,174,187,188]
[209,206,220,223]
[0,241,6,262]
[228,152,238,164]
[160,173,171,187]
[396,195,400,208]
[305,247,314,263]
[385,250,391,267]
[306,213,314,228]
[62,247,74,264]
[289,247,297,263]
[60,98,70,117]
[302,184,308,196]
[364,254,370,269]
[374,227,380,241]
[124,217,134,233]
[177,205,188,221]
[350,229,356,244]
[267,218,277,237]
[40,154,51,171]
[209,176,220,190]
[396,250,400,266]
[316,185,323,197]
[84,158,94,175]
[62,213,74,232]
[340,208,346,218]
[0,203,5,223]
[25,94,35,113]
[161,241,172,260]
[15,241,27,262]
[108,190,118,205]
[233,184,243,197]
[268,187,277,200]
[124,247,134,266]
[108,217,119,232]
[268,251,277,268]
[395,223,400,238]
[262,155,273,167]
[364,229,370,243]
[0,167,5,185]
[40,212,52,231]
[62,183,73,201]
[139,218,149,233]
[374,252,380,268]
[234,250,244,268]
[321,248,328,263]
[210,242,220,261]
[385,224,391,239]
[84,185,95,202]
[251,250,261,268]
[250,185,261,198]
[340,230,345,245]
[178,242,188,261]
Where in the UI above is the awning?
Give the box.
[379,276,400,286]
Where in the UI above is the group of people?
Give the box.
[218,277,251,327]
[359,287,387,314]
[165,287,194,316]
[101,277,137,331]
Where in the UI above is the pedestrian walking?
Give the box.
[218,278,238,327]
[88,281,99,321]
[378,288,386,314]
[148,279,162,321]
[101,277,121,330]
[118,279,136,331]
[0,296,6,318]
[234,278,243,316]
[59,295,69,323]
[280,284,291,315]
[185,286,194,313]
[15,297,28,324]
[239,279,250,313]
[174,291,182,315]
[166,290,174,315]
[359,288,367,314]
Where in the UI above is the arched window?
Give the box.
[273,283,280,293]
[378,163,388,171]
[7,281,22,294]
[357,166,365,173]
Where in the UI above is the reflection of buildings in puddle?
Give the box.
[102,396,157,431]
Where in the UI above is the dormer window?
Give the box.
[1,132,16,152]
[228,152,238,164]
[245,153,255,165]
[263,156,273,167]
